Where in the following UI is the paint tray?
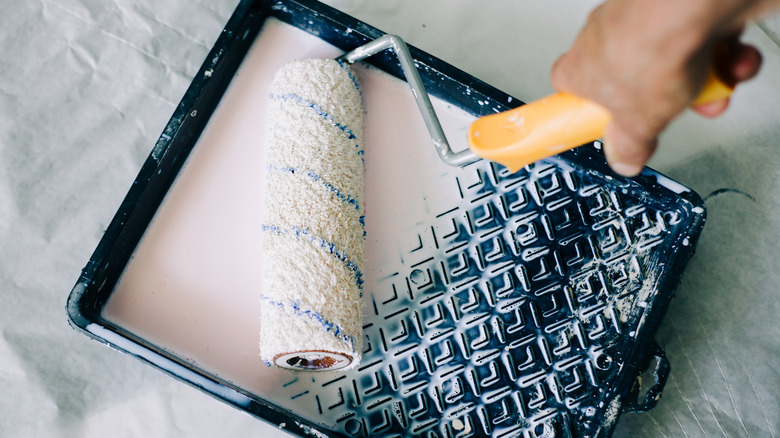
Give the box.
[66,1,706,437]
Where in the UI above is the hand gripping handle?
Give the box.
[467,67,733,173]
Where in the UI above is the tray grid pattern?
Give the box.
[276,159,686,437]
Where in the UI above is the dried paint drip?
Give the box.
[260,58,364,371]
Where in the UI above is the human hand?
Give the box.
[551,0,769,176]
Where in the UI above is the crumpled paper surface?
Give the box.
[2,0,779,437]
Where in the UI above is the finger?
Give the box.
[691,97,730,117]
[691,42,760,117]
[603,122,657,177]
[550,51,576,93]
[715,39,763,84]
[728,43,762,82]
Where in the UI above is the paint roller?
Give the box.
[259,35,468,372]
[258,32,733,372]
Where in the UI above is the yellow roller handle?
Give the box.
[467,68,734,173]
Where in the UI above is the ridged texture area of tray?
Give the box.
[271,157,700,438]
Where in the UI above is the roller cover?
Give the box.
[260,59,365,371]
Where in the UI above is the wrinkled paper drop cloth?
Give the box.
[1,1,779,437]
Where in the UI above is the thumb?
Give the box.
[603,122,657,177]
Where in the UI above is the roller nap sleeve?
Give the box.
[259,59,365,371]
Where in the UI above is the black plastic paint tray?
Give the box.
[66,1,706,437]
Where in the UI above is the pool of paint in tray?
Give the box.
[104,17,478,423]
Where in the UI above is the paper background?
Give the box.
[2,1,779,436]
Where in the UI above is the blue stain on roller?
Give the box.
[269,93,364,156]
[259,294,357,352]
[261,224,365,291]
[266,165,363,215]
[336,60,361,96]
